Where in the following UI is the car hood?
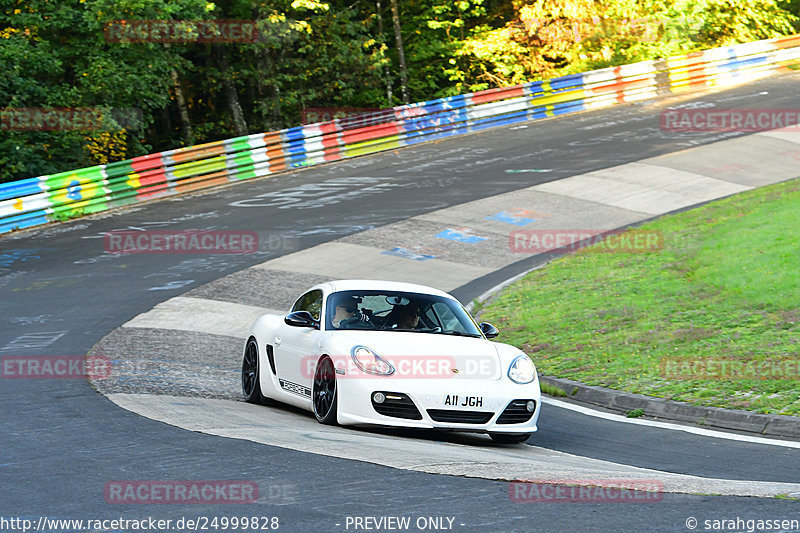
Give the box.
[325,330,503,380]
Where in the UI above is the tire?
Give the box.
[242,337,267,404]
[489,432,532,444]
[312,356,338,425]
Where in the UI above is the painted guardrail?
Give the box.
[2,34,800,234]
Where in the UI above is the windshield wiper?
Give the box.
[433,330,482,338]
[382,328,482,337]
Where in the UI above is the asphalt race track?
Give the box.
[2,72,800,532]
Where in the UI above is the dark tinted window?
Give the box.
[291,290,323,321]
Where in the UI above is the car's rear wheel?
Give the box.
[242,337,266,404]
[312,356,338,425]
[489,432,532,444]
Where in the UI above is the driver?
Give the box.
[332,296,372,328]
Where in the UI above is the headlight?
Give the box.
[351,346,395,376]
[508,354,536,384]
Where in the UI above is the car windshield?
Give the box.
[325,290,483,337]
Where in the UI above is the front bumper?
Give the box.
[336,376,541,433]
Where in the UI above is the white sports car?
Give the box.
[241,279,541,443]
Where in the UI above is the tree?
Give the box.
[0,0,208,181]
[698,0,797,45]
[389,0,409,103]
[448,0,797,91]
[1,0,797,184]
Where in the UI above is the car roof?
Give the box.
[319,279,456,300]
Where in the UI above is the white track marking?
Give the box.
[543,397,800,449]
[108,393,800,497]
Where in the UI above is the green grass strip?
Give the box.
[480,178,800,415]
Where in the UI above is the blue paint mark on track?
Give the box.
[381,247,436,261]
[435,228,487,244]
[486,211,536,226]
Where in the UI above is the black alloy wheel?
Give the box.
[242,337,266,404]
[312,356,338,425]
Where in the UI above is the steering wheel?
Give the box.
[338,311,373,329]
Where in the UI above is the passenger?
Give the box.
[393,302,422,330]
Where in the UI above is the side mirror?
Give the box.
[479,322,499,339]
[284,311,319,329]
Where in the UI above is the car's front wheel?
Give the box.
[242,337,266,404]
[312,356,338,425]
[489,432,532,444]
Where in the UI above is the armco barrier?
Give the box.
[2,34,800,234]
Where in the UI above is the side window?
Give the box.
[291,290,323,321]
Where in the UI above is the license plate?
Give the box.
[443,394,484,408]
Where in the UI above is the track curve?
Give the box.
[3,72,800,532]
